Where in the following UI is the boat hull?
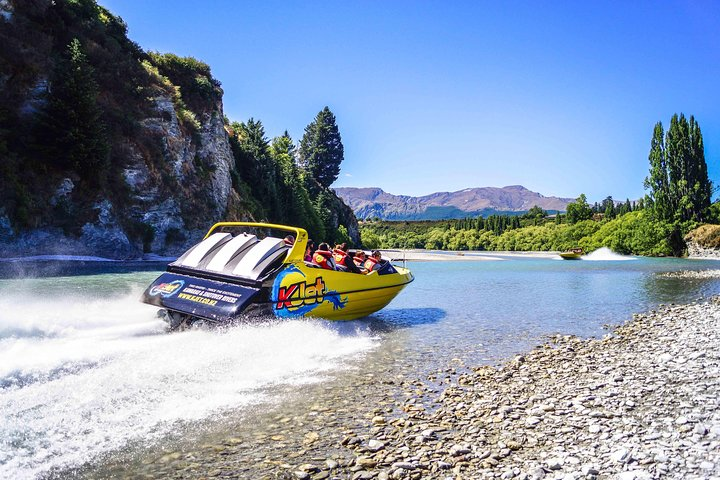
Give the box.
[559,252,582,260]
[271,262,413,320]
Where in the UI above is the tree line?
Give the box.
[228,106,351,244]
[361,113,714,256]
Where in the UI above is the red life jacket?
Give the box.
[364,257,380,272]
[333,248,350,267]
[313,250,335,270]
[353,255,366,266]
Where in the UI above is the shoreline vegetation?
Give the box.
[360,211,720,259]
[118,290,720,480]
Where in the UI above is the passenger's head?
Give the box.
[355,250,366,260]
[335,242,347,252]
[284,235,295,246]
[372,250,382,260]
[306,240,315,252]
[318,242,330,252]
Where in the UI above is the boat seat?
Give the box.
[205,233,258,273]
[231,237,288,280]
[174,232,232,269]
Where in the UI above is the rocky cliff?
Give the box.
[0,0,358,259]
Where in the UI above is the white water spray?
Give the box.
[582,247,636,261]
[0,284,375,479]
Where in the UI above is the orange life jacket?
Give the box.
[313,250,334,270]
[364,257,380,272]
[353,255,366,266]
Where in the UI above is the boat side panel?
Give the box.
[270,263,412,320]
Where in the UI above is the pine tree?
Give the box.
[299,106,344,189]
[269,132,324,238]
[232,118,281,219]
[40,38,109,184]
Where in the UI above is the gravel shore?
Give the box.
[117,297,720,480]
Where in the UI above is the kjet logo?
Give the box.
[149,279,185,298]
[275,277,326,310]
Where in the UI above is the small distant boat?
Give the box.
[559,248,583,260]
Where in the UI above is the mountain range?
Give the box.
[335,186,575,220]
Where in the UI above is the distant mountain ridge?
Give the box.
[335,185,574,220]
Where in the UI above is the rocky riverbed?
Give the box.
[91,299,720,480]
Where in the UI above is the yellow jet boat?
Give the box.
[559,248,584,260]
[141,222,414,328]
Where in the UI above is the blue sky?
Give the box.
[100,0,720,202]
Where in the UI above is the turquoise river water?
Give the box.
[1,249,720,478]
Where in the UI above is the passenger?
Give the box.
[284,235,295,246]
[304,240,315,262]
[312,242,336,270]
[333,243,360,273]
[364,250,383,272]
[353,250,368,273]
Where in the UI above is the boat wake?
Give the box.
[0,288,375,479]
[582,247,636,261]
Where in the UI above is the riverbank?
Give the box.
[321,299,720,480]
[113,291,720,479]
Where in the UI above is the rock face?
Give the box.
[0,0,359,260]
[335,185,574,220]
[123,94,236,257]
[0,93,236,260]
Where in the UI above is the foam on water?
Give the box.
[582,247,636,261]
[0,288,375,479]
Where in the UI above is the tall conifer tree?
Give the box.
[40,38,108,184]
[299,106,344,189]
[645,114,711,222]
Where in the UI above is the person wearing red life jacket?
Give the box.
[312,243,336,270]
[353,250,368,273]
[333,243,361,273]
[364,250,383,272]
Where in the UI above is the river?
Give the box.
[1,250,719,479]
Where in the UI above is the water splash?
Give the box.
[582,247,637,261]
[0,286,375,479]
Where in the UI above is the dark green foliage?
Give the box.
[645,114,711,222]
[565,194,593,224]
[147,52,221,114]
[0,0,156,230]
[360,209,683,256]
[522,205,547,220]
[38,38,109,185]
[602,196,616,219]
[299,106,344,189]
[229,118,281,220]
[269,132,325,239]
[227,119,355,243]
